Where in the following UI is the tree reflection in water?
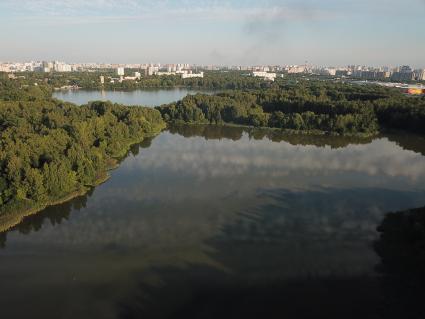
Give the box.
[168,124,375,149]
[0,232,5,248]
[0,188,94,248]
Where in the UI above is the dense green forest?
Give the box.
[157,82,425,135]
[0,76,165,229]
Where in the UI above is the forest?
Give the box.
[157,81,425,135]
[0,75,165,227]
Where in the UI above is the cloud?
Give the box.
[4,0,224,16]
[4,0,422,21]
[4,1,330,22]
[5,0,144,15]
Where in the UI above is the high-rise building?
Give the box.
[54,62,72,72]
[352,70,390,80]
[0,65,10,72]
[392,66,415,82]
[147,66,158,76]
[41,61,53,72]
[400,65,412,73]
[117,67,125,76]
[414,69,425,81]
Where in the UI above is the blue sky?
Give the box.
[0,0,424,67]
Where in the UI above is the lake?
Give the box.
[4,89,425,319]
[53,88,214,106]
[1,123,425,319]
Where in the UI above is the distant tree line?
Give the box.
[157,82,425,135]
[13,71,271,90]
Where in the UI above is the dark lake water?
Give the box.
[52,88,214,106]
[1,124,425,319]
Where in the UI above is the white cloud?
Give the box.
[3,0,332,24]
[7,0,144,13]
[4,0,423,20]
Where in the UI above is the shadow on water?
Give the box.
[0,232,5,248]
[118,188,425,319]
[119,266,381,319]
[374,206,425,319]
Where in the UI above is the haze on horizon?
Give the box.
[0,0,424,68]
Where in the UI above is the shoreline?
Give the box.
[0,188,90,234]
[0,174,111,234]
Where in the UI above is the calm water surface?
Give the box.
[53,88,214,106]
[1,125,425,319]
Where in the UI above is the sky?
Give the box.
[0,0,424,67]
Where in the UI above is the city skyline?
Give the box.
[1,60,423,70]
[0,0,424,68]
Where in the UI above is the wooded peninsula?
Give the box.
[0,74,165,231]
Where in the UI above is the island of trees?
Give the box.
[0,75,165,231]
